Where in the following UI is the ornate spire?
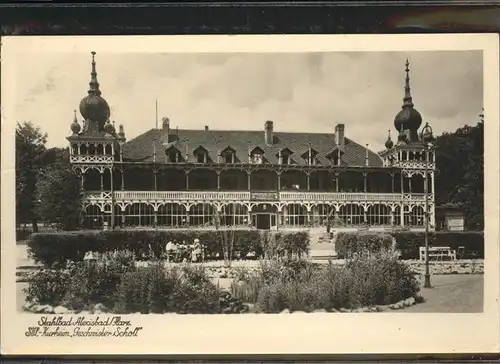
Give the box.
[385,129,394,149]
[88,51,101,96]
[70,109,81,134]
[402,58,413,108]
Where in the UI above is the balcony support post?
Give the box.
[247,171,251,191]
[306,172,310,191]
[185,170,190,190]
[363,173,367,193]
[217,171,220,190]
[277,171,281,191]
[121,168,124,191]
[100,170,104,191]
[391,172,395,193]
[153,169,158,191]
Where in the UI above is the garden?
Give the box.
[21,229,484,315]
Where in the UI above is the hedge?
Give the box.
[335,233,394,259]
[28,229,310,267]
[391,231,484,260]
[335,231,484,260]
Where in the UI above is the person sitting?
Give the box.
[166,240,174,262]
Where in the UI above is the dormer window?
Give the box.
[277,148,293,165]
[166,146,181,163]
[250,147,265,164]
[193,145,209,164]
[221,146,236,164]
[301,148,318,165]
[326,147,343,166]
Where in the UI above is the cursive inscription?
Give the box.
[25,316,143,338]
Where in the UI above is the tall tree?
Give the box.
[15,122,47,232]
[434,119,484,230]
[35,156,81,231]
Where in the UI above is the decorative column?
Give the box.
[216,170,221,190]
[306,172,310,191]
[80,170,85,190]
[121,168,125,190]
[391,173,395,193]
[390,208,395,225]
[400,173,404,194]
[335,172,339,192]
[185,170,190,190]
[247,171,251,191]
[400,203,404,226]
[363,173,368,192]
[153,169,158,191]
[100,170,104,191]
[277,171,281,191]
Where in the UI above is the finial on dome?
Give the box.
[403,58,413,108]
[70,109,81,134]
[104,119,115,135]
[118,124,126,139]
[385,129,394,149]
[88,51,101,96]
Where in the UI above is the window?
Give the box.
[166,148,180,163]
[252,153,263,164]
[196,152,205,163]
[193,146,208,163]
[278,148,293,165]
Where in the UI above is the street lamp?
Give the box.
[420,122,434,289]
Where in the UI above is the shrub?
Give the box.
[335,233,394,259]
[114,264,220,314]
[28,229,310,266]
[62,253,137,311]
[240,248,420,313]
[392,231,484,259]
[23,268,72,306]
[261,231,310,259]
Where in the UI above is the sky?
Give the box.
[13,50,483,150]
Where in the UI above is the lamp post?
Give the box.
[420,122,434,289]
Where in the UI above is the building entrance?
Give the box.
[252,213,277,230]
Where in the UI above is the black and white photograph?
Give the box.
[2,34,499,355]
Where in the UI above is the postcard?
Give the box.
[1,34,499,355]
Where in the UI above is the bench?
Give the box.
[419,246,456,262]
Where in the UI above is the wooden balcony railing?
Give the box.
[83,190,427,203]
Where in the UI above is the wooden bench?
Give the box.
[419,246,456,262]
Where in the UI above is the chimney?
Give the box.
[265,120,274,145]
[162,117,170,143]
[335,123,345,149]
[205,125,209,131]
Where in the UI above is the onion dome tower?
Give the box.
[79,51,110,133]
[384,129,394,149]
[104,119,115,135]
[70,110,81,135]
[394,59,422,143]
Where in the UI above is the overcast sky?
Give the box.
[14,50,482,150]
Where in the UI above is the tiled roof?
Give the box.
[122,128,383,167]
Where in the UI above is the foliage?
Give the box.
[261,231,310,259]
[114,264,220,314]
[61,253,137,311]
[35,163,82,231]
[28,229,308,267]
[335,233,394,259]
[16,122,48,231]
[23,268,71,306]
[434,121,483,230]
[250,249,420,313]
[391,231,484,260]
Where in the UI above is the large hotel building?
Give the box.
[68,52,436,231]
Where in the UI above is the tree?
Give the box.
[212,209,235,267]
[16,122,48,232]
[434,119,484,230]
[35,161,81,231]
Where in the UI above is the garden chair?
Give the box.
[457,246,465,260]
